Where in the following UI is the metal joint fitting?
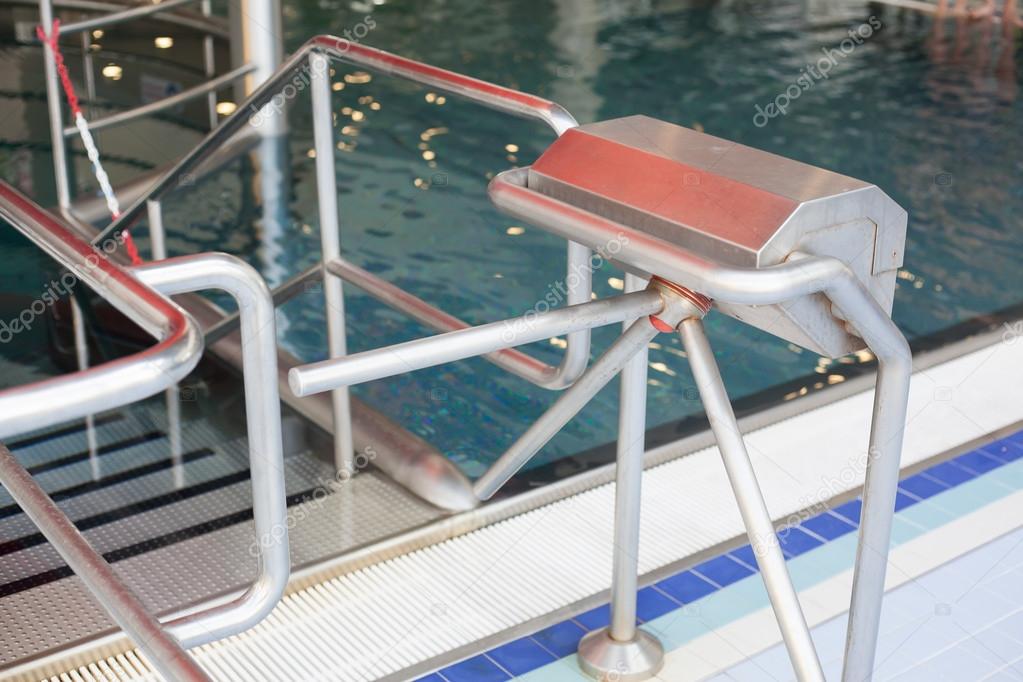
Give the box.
[647,276,712,332]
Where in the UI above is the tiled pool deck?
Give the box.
[418,428,1023,681]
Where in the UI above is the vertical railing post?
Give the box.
[309,51,355,473]
[40,0,103,475]
[147,199,184,487]
[577,273,665,682]
[80,31,97,118]
[201,0,218,130]
[608,272,651,642]
[39,0,71,210]
[70,296,100,480]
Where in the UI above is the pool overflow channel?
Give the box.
[27,10,910,681]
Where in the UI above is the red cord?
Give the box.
[36,21,81,117]
[38,20,142,266]
[121,230,142,266]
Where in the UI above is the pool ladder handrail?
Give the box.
[89,35,596,475]
[0,182,292,680]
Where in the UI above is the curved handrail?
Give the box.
[132,253,288,648]
[0,180,208,679]
[0,181,203,438]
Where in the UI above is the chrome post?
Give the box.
[235,0,282,96]
[577,273,665,682]
[0,446,211,681]
[39,0,72,210]
[825,281,912,682]
[201,0,218,129]
[309,51,355,473]
[70,296,100,480]
[678,317,824,682]
[147,199,184,487]
[132,253,289,646]
[80,31,96,118]
[609,273,649,641]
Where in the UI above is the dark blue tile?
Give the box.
[657,570,717,604]
[487,637,556,676]
[728,544,759,570]
[416,675,446,682]
[637,586,680,622]
[832,499,863,526]
[899,473,949,500]
[950,450,1002,476]
[925,462,973,487]
[894,491,917,511]
[800,511,857,540]
[983,436,1023,463]
[532,620,586,658]
[441,655,512,682]
[575,604,610,631]
[693,554,755,587]
[777,526,824,557]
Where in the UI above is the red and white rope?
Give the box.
[37,20,142,265]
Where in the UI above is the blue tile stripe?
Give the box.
[418,427,1023,682]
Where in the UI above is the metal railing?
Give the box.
[118,36,593,473]
[28,25,913,682]
[285,133,912,682]
[39,0,236,212]
[0,182,290,678]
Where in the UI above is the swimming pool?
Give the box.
[11,0,1023,477]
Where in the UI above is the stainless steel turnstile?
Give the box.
[292,115,911,682]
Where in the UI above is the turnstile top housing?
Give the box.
[526,115,908,358]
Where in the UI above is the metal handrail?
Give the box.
[108,37,592,476]
[102,37,592,391]
[325,256,588,389]
[55,0,199,35]
[0,182,202,436]
[131,253,289,648]
[95,36,578,244]
[61,63,255,136]
[0,181,209,680]
[0,183,292,674]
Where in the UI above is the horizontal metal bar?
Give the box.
[95,35,577,245]
[0,444,211,681]
[326,256,583,389]
[312,38,578,135]
[55,0,198,35]
[0,182,202,439]
[8,0,229,37]
[289,290,663,397]
[204,263,321,345]
[64,64,254,136]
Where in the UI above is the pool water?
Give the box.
[8,0,1023,477]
